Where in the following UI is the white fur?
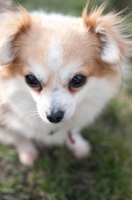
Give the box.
[0,71,119,166]
[101,35,120,64]
[0,37,15,65]
[28,59,48,82]
[47,39,63,71]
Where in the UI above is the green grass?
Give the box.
[0,91,132,200]
[13,0,88,16]
[13,0,114,16]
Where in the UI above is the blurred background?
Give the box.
[15,0,132,15]
[0,1,132,200]
[1,0,132,15]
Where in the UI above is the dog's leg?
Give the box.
[66,132,91,159]
[0,128,38,165]
[37,129,91,158]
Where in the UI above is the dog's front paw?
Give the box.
[19,150,38,166]
[72,141,91,159]
[16,140,39,166]
[66,133,91,159]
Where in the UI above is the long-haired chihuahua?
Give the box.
[0,4,131,165]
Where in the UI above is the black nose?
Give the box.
[47,110,64,123]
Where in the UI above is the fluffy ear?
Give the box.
[0,6,33,66]
[82,5,130,65]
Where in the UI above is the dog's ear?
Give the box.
[0,6,33,66]
[82,5,130,65]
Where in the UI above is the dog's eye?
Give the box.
[69,75,86,88]
[25,75,41,88]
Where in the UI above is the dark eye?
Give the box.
[25,75,41,88]
[69,75,86,88]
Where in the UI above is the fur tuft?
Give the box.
[82,4,131,64]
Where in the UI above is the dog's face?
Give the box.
[0,7,129,124]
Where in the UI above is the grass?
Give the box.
[0,91,132,200]
[13,0,130,15]
[13,0,88,16]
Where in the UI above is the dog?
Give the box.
[0,4,131,165]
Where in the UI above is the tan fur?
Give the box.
[0,6,129,80]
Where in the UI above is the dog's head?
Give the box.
[0,6,130,124]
